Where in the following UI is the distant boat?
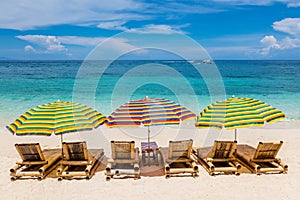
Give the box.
[201,59,213,64]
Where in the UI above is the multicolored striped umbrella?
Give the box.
[107,97,195,143]
[7,101,106,136]
[195,97,285,140]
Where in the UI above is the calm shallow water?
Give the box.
[0,60,299,125]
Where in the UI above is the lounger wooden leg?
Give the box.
[207,161,215,172]
[106,175,112,181]
[275,159,288,172]
[10,176,18,181]
[191,162,199,172]
[165,164,170,172]
[10,164,22,173]
[85,165,92,174]
[133,163,140,172]
[105,162,112,176]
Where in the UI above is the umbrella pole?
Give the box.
[148,126,150,164]
[60,134,64,158]
[60,133,63,144]
[60,134,64,169]
[148,126,150,145]
[234,129,238,156]
[234,129,237,141]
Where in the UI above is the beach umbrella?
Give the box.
[6,100,106,142]
[106,97,196,144]
[195,97,285,140]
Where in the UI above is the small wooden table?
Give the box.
[141,142,159,166]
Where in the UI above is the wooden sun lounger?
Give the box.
[56,141,104,180]
[192,140,241,176]
[236,141,288,175]
[105,141,140,181]
[10,143,61,181]
[163,139,199,178]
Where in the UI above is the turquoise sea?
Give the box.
[0,60,300,126]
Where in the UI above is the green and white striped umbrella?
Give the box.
[7,101,106,136]
[195,97,285,140]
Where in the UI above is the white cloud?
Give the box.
[17,35,111,53]
[259,18,300,56]
[260,35,279,48]
[259,35,280,55]
[97,20,128,31]
[273,18,300,36]
[211,0,274,6]
[16,35,67,53]
[1,0,300,31]
[128,24,186,34]
[145,1,223,14]
[287,2,300,7]
[212,0,300,7]
[259,35,300,55]
[280,37,300,49]
[16,35,137,56]
[0,0,147,30]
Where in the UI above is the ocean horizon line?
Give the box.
[1,59,300,62]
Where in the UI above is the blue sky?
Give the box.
[1,0,300,60]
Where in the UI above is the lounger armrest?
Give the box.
[251,158,276,163]
[166,158,191,163]
[61,160,89,166]
[208,158,236,162]
[15,160,24,165]
[16,160,48,165]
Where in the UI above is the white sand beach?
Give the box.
[1,121,300,200]
[1,0,300,199]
